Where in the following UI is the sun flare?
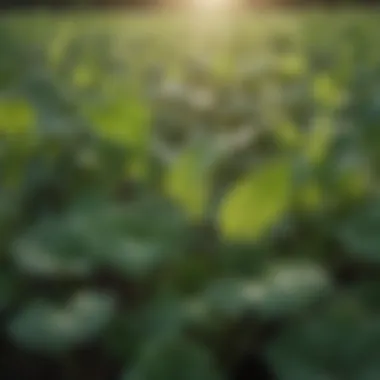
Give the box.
[189,0,237,11]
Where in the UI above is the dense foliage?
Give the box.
[1,12,380,380]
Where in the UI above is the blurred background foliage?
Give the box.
[2,0,380,9]
[1,7,380,380]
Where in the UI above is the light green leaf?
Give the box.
[0,98,35,134]
[86,98,150,180]
[280,54,307,78]
[164,145,213,221]
[218,159,293,241]
[275,120,303,150]
[313,73,344,109]
[87,98,150,148]
[72,64,94,88]
[304,116,334,165]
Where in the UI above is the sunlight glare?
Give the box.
[189,0,235,12]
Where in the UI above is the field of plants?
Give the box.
[1,11,380,380]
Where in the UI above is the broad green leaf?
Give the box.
[8,291,116,354]
[258,262,332,318]
[57,197,187,279]
[200,261,331,321]
[11,214,95,279]
[11,237,94,279]
[218,159,293,241]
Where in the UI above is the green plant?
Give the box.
[1,12,380,380]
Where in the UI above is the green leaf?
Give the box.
[267,300,380,379]
[338,202,380,264]
[218,159,293,241]
[333,152,370,200]
[11,215,94,279]
[137,296,186,341]
[62,197,187,279]
[296,179,324,211]
[258,262,333,318]
[72,64,95,88]
[123,335,223,380]
[99,237,164,279]
[86,98,149,148]
[313,73,344,109]
[164,144,213,221]
[47,25,73,68]
[8,291,116,354]
[199,261,331,321]
[0,98,35,134]
[304,116,334,165]
[279,54,307,78]
[86,98,150,180]
[275,120,303,150]
[12,241,93,279]
[200,278,267,321]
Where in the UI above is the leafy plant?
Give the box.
[1,12,380,380]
